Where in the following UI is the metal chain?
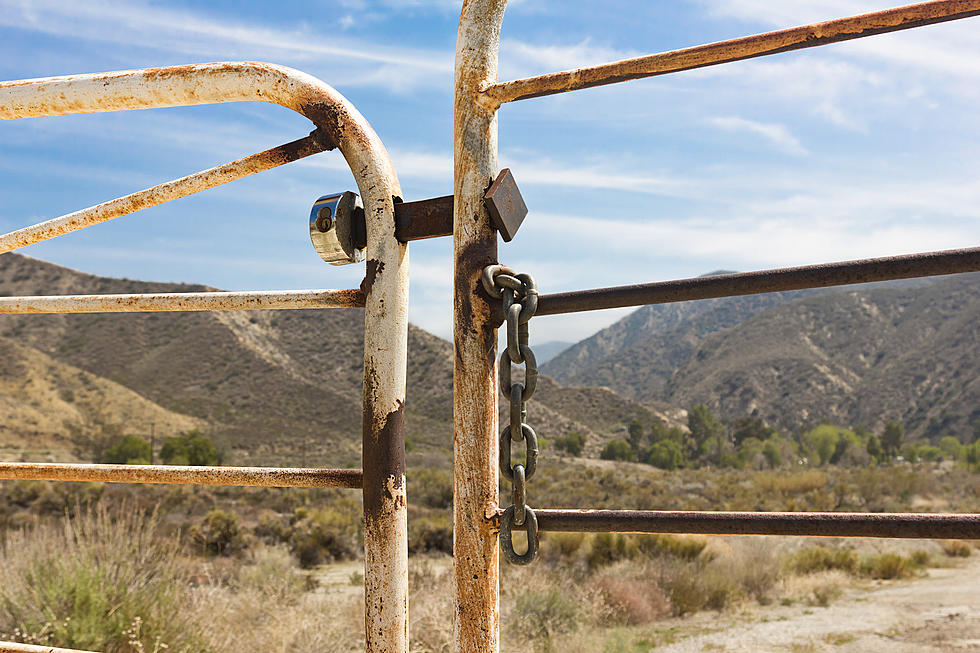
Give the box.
[482,264,539,565]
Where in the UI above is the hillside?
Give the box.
[666,273,980,440]
[545,269,979,441]
[0,253,668,465]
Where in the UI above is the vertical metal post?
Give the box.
[453,2,507,651]
[358,144,410,652]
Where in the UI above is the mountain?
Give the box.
[0,254,670,465]
[542,289,820,398]
[530,341,574,364]
[544,271,980,441]
[666,274,980,440]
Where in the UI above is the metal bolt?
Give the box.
[315,206,333,232]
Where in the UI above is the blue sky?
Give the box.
[0,1,978,344]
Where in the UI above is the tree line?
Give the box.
[555,404,980,471]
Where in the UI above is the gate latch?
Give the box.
[310,169,527,265]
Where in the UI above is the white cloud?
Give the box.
[708,116,808,155]
[0,0,450,89]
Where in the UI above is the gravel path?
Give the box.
[659,557,980,652]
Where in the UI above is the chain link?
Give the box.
[483,264,540,565]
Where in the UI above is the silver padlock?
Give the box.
[309,192,366,265]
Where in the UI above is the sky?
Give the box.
[0,1,978,345]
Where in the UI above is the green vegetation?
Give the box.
[160,430,222,466]
[101,435,151,465]
[593,405,980,475]
[554,431,586,456]
[0,507,205,652]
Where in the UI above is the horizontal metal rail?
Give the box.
[485,0,980,104]
[534,509,980,539]
[0,289,365,314]
[0,462,362,488]
[0,133,329,255]
[0,641,98,653]
[535,246,980,316]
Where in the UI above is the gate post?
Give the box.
[453,2,508,651]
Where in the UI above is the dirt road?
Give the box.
[661,556,980,652]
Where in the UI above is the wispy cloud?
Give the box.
[0,0,450,89]
[708,116,808,155]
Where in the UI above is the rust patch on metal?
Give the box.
[361,259,385,295]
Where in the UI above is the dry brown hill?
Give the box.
[0,253,668,465]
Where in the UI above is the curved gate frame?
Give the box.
[0,62,408,653]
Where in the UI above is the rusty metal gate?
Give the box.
[1,2,980,652]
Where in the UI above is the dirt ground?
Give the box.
[661,555,980,652]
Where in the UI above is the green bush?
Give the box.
[554,431,586,457]
[644,440,684,470]
[600,439,635,462]
[288,506,360,568]
[939,436,965,461]
[160,430,221,466]
[408,513,452,554]
[513,588,579,640]
[0,507,205,652]
[191,509,250,556]
[411,468,453,509]
[587,533,638,568]
[637,534,707,561]
[101,435,151,465]
[859,552,917,579]
[787,546,858,574]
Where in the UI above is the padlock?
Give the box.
[309,192,366,265]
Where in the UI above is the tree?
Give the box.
[802,425,840,466]
[644,440,685,470]
[627,420,645,452]
[160,430,221,466]
[939,436,964,461]
[866,434,883,463]
[687,404,724,452]
[600,439,635,462]
[881,421,905,459]
[762,439,782,468]
[730,416,777,447]
[554,431,586,457]
[101,435,151,465]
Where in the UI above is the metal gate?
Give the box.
[0,2,978,652]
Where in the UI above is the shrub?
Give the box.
[859,552,916,579]
[592,574,670,625]
[160,430,221,466]
[100,435,151,465]
[513,588,578,638]
[408,513,452,554]
[600,439,635,462]
[0,507,205,652]
[411,468,453,509]
[939,436,965,461]
[587,533,639,568]
[940,540,972,558]
[787,546,858,574]
[554,431,586,457]
[289,507,360,568]
[644,440,685,470]
[637,534,707,561]
[191,509,250,556]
